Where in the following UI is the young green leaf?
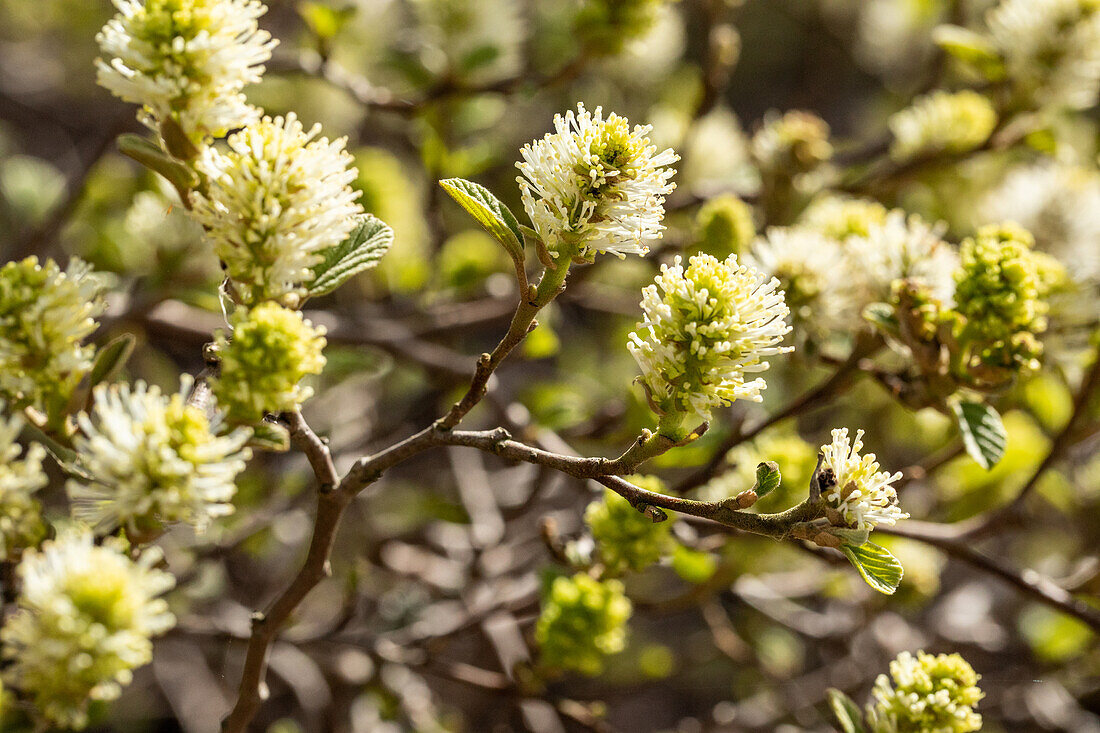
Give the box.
[308,214,394,298]
[753,460,782,498]
[87,334,136,389]
[439,178,525,263]
[826,689,867,733]
[951,399,1006,470]
[862,302,898,335]
[841,541,903,595]
[249,420,291,452]
[117,133,198,201]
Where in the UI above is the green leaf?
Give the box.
[20,419,91,480]
[249,421,290,452]
[117,134,197,199]
[932,25,1006,80]
[439,178,524,263]
[308,214,394,298]
[88,334,136,389]
[826,689,867,733]
[840,541,903,595]
[753,460,781,498]
[951,399,1006,470]
[298,1,356,40]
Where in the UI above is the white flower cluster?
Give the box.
[868,650,984,733]
[1,528,175,730]
[745,227,855,333]
[744,205,958,338]
[0,257,107,417]
[96,0,277,142]
[0,407,47,560]
[517,103,679,258]
[68,379,251,535]
[820,428,907,531]
[628,254,791,424]
[888,90,997,162]
[190,113,363,306]
[846,210,960,307]
[986,0,1100,110]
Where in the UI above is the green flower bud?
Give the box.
[213,302,327,424]
[868,650,983,733]
[954,222,1051,372]
[585,479,674,574]
[535,573,632,676]
[692,194,756,258]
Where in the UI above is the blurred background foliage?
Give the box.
[1,0,1099,731]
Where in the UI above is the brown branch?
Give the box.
[879,523,1100,632]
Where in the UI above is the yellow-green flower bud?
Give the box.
[692,194,756,258]
[585,479,674,574]
[867,650,983,733]
[954,222,1050,371]
[535,572,632,676]
[212,303,327,424]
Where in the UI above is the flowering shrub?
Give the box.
[1,0,1099,730]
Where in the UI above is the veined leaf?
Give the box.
[951,398,1006,470]
[439,178,524,263]
[841,541,903,595]
[308,214,394,298]
[754,461,781,498]
[117,134,197,200]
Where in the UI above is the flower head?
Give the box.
[801,196,888,240]
[847,211,960,308]
[68,378,251,535]
[888,90,997,162]
[0,257,107,419]
[820,428,907,531]
[585,479,674,575]
[1,528,175,730]
[96,0,276,142]
[746,227,855,333]
[868,650,983,733]
[986,0,1100,110]
[212,302,327,424]
[0,407,47,561]
[751,110,833,175]
[628,254,792,424]
[191,113,362,306]
[535,573,632,676]
[516,103,678,259]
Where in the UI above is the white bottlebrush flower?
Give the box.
[516,103,679,259]
[820,428,907,531]
[980,161,1100,282]
[846,210,960,307]
[0,257,108,417]
[68,378,251,534]
[888,90,997,162]
[190,113,363,306]
[986,0,1100,110]
[800,195,888,240]
[745,226,857,333]
[0,406,47,560]
[628,254,792,424]
[1,527,175,730]
[96,0,276,142]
